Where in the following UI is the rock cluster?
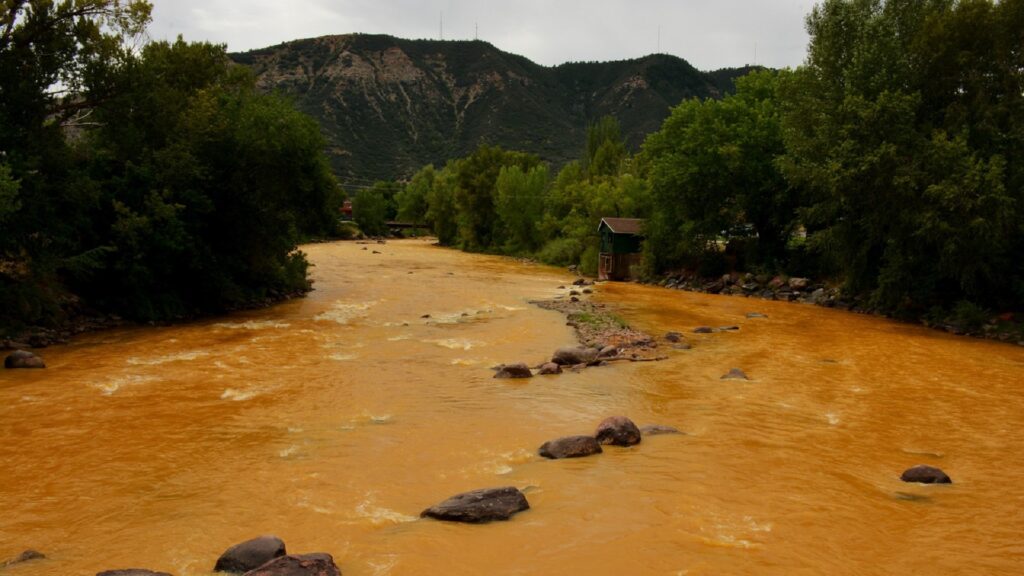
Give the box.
[91,536,340,576]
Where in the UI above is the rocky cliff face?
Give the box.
[231,34,754,181]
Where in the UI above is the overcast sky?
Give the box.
[148,1,819,71]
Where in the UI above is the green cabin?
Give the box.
[598,217,645,281]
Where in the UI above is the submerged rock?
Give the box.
[4,350,45,369]
[664,331,684,343]
[639,425,683,436]
[493,363,533,379]
[421,486,530,523]
[721,368,749,380]
[97,571,173,576]
[538,435,603,459]
[2,550,45,567]
[594,416,642,447]
[693,327,714,334]
[746,312,768,319]
[241,554,341,576]
[552,346,599,366]
[214,535,286,573]
[96,565,173,569]
[718,325,740,331]
[900,465,952,484]
[537,362,562,375]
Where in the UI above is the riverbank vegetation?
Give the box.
[385,0,1022,327]
[0,1,342,336]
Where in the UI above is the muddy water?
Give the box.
[1,239,1023,576]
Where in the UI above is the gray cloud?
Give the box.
[148,0,818,70]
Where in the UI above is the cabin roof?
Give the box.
[599,217,645,235]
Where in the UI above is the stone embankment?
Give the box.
[646,271,1024,345]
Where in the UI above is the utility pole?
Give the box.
[440,12,443,40]
[475,22,478,41]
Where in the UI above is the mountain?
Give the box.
[230,34,756,182]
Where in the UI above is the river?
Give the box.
[1,239,1022,575]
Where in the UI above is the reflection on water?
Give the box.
[1,238,1022,575]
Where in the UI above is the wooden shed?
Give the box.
[598,217,645,281]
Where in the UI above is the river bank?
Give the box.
[639,270,1024,347]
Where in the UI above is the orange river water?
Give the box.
[1,239,1023,576]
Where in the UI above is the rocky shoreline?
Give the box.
[0,287,311,351]
[641,271,1024,346]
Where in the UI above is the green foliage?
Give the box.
[642,69,794,272]
[452,145,540,250]
[396,165,434,223]
[495,164,549,253]
[353,186,390,237]
[780,0,1023,314]
[1,22,341,330]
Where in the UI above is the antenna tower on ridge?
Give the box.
[440,12,444,40]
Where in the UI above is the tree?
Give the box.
[495,164,549,253]
[353,186,390,237]
[780,0,1022,314]
[642,69,795,274]
[396,164,434,224]
[584,115,627,178]
[452,145,539,250]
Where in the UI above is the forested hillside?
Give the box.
[231,35,755,180]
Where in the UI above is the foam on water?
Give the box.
[315,301,377,325]
[214,320,291,330]
[329,353,358,362]
[92,374,160,396]
[353,498,418,526]
[427,338,479,350]
[126,350,210,366]
[220,388,263,401]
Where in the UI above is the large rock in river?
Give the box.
[493,363,533,379]
[242,554,341,576]
[215,535,286,573]
[421,487,530,523]
[594,416,642,447]
[539,435,603,459]
[4,350,45,369]
[900,465,952,484]
[552,346,599,366]
[537,362,562,375]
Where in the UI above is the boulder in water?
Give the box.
[4,350,45,369]
[2,550,45,568]
[537,362,562,375]
[594,416,642,446]
[598,345,618,358]
[552,346,599,366]
[721,368,749,380]
[538,435,603,459]
[421,487,530,523]
[900,465,952,484]
[214,535,286,573]
[493,363,533,379]
[241,554,341,576]
[664,332,684,343]
[693,327,714,334]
